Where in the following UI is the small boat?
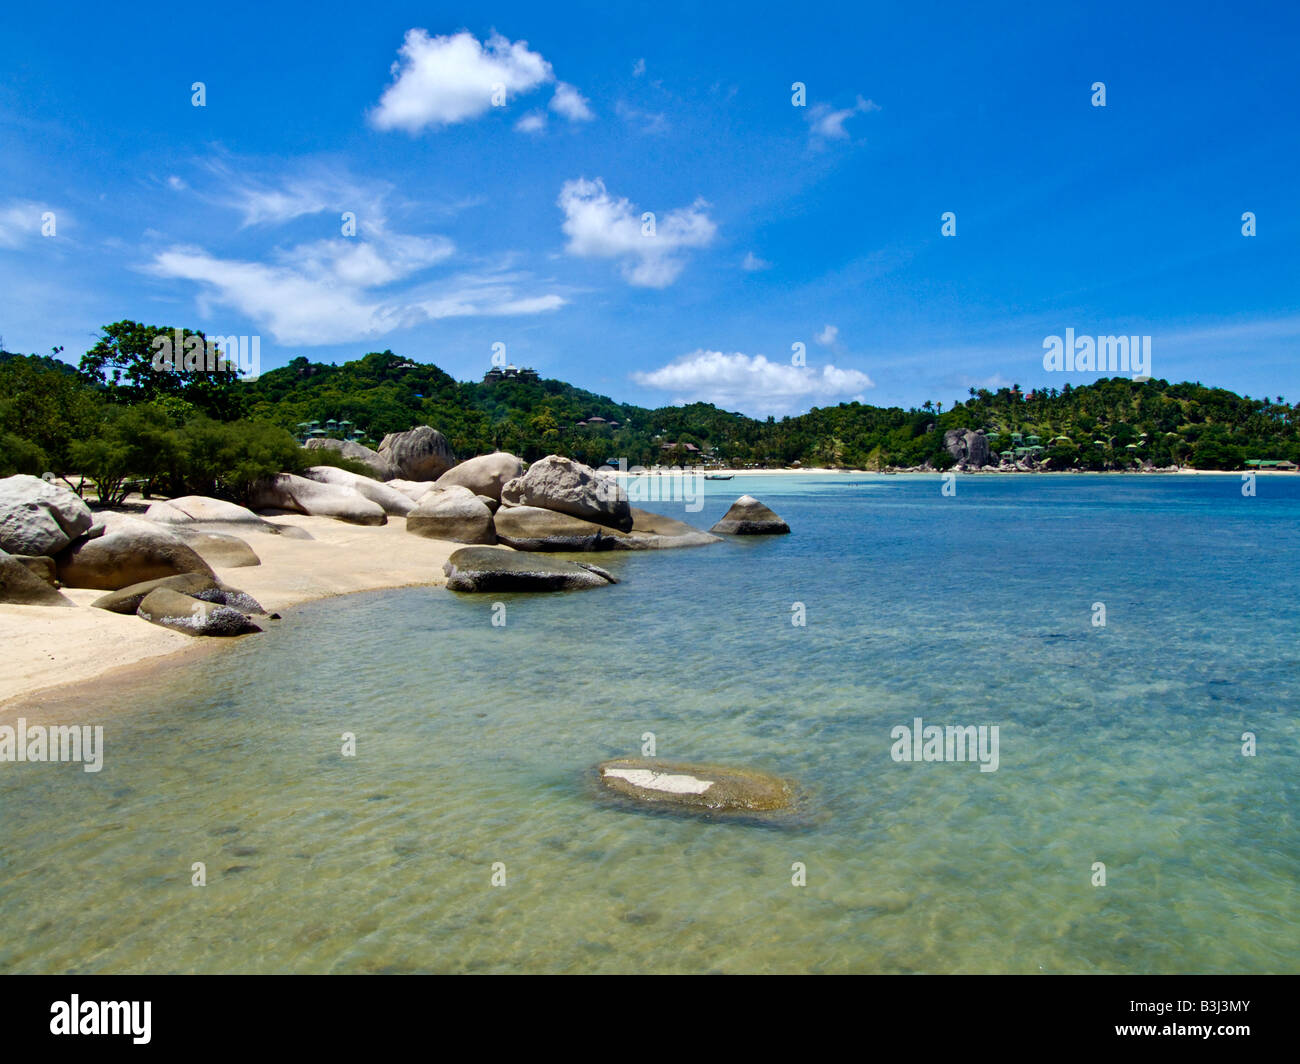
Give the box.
[704,474,734,480]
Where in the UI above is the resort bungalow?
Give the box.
[1245,459,1299,470]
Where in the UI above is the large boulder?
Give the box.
[500,455,632,532]
[943,429,992,469]
[54,515,215,590]
[92,573,265,616]
[136,588,262,637]
[385,479,441,504]
[435,452,523,502]
[406,486,497,544]
[377,426,456,482]
[494,506,718,552]
[442,546,617,592]
[0,553,72,605]
[708,495,790,535]
[249,473,386,525]
[91,572,221,614]
[304,437,396,479]
[0,474,94,556]
[302,466,414,516]
[596,759,794,814]
[144,495,304,537]
[169,529,261,568]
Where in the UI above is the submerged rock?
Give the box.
[136,587,262,637]
[708,495,791,535]
[596,758,794,813]
[443,546,617,592]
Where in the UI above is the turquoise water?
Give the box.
[1,474,1297,973]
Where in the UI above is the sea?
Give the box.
[1,473,1296,973]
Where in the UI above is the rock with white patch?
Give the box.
[596,758,794,813]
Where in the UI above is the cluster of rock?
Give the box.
[943,428,998,470]
[0,474,268,636]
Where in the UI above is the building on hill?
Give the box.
[294,418,370,446]
[483,364,540,383]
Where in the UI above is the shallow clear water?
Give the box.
[2,474,1297,973]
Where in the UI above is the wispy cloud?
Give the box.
[808,95,880,146]
[615,100,669,135]
[558,177,716,287]
[633,349,873,415]
[816,323,839,345]
[741,251,771,271]
[0,200,58,248]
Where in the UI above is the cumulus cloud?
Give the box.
[816,324,839,345]
[633,349,873,415]
[808,95,880,145]
[550,82,593,122]
[370,30,554,132]
[741,251,771,271]
[558,177,716,287]
[515,111,547,134]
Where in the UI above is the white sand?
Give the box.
[0,514,459,709]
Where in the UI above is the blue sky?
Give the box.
[2,0,1298,415]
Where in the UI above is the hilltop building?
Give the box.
[483,364,540,383]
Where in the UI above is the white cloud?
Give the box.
[632,58,646,77]
[515,111,547,134]
[741,251,771,271]
[550,82,594,122]
[370,30,554,132]
[558,177,716,287]
[816,324,839,345]
[633,349,874,415]
[167,175,187,191]
[808,95,880,145]
[150,244,565,346]
[0,201,53,248]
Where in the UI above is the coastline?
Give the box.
[3,467,1291,713]
[0,514,459,716]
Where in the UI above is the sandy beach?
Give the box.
[0,514,459,712]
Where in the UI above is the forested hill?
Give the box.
[2,322,1298,489]
[245,351,1300,471]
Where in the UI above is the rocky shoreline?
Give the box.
[0,441,792,705]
